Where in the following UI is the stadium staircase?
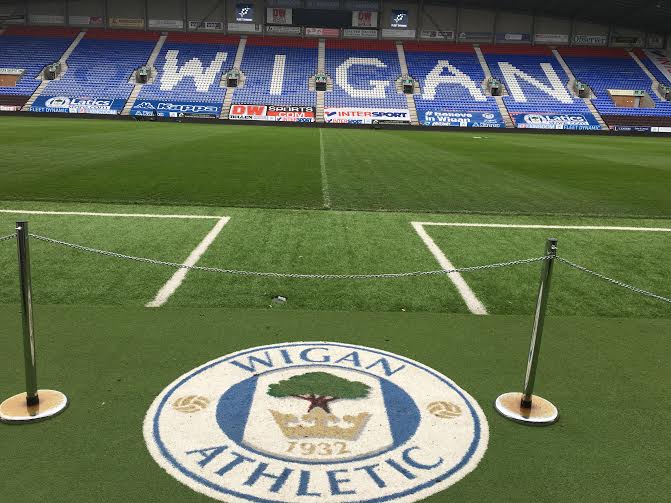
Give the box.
[628,50,667,101]
[552,48,608,130]
[122,34,167,115]
[474,45,514,128]
[316,38,326,123]
[395,42,419,125]
[22,30,85,111]
[220,36,247,119]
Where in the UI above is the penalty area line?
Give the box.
[414,222,671,232]
[0,209,223,219]
[146,217,231,308]
[411,222,488,316]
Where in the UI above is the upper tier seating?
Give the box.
[136,34,239,104]
[232,37,317,107]
[0,27,76,100]
[324,40,406,109]
[633,49,671,87]
[482,45,591,115]
[43,30,158,100]
[404,42,499,116]
[561,47,671,116]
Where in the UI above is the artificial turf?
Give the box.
[2,117,671,217]
[1,117,669,503]
[0,306,669,503]
[0,203,668,318]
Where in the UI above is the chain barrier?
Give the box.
[556,257,671,304]
[5,232,668,304]
[28,233,549,280]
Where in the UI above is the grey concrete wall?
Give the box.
[107,0,145,21]
[419,4,456,33]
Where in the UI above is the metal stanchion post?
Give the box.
[495,238,559,425]
[0,222,68,423]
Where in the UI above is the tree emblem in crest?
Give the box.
[267,372,372,440]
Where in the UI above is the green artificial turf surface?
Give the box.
[2,117,671,216]
[0,306,669,503]
[1,117,670,503]
[0,203,668,318]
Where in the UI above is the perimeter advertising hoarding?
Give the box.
[420,110,505,128]
[229,105,315,122]
[30,96,125,114]
[131,100,220,118]
[324,108,410,124]
[511,112,601,130]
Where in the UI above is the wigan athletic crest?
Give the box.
[144,342,489,502]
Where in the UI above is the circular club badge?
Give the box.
[144,342,489,503]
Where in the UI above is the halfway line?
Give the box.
[319,128,331,209]
[146,217,231,308]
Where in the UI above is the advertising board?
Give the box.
[30,96,125,114]
[324,108,410,124]
[266,8,292,25]
[131,100,220,118]
[343,29,378,39]
[511,112,601,130]
[229,105,315,122]
[420,110,505,128]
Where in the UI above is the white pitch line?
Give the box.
[411,222,488,316]
[146,217,231,308]
[319,128,331,209]
[414,222,671,232]
[0,209,223,219]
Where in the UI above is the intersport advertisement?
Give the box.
[420,110,505,128]
[511,112,601,130]
[324,108,410,124]
[30,96,125,114]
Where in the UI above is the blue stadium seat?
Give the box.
[232,38,317,107]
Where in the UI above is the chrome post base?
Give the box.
[495,392,558,425]
[0,390,68,424]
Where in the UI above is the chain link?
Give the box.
[556,257,671,304]
[28,233,549,280]
[0,234,15,243]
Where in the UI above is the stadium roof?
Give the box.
[441,0,671,35]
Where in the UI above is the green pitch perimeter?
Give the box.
[0,116,670,502]
[1,116,671,216]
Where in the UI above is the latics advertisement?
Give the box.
[420,110,505,128]
[229,105,315,122]
[131,100,220,118]
[511,112,601,130]
[30,96,125,114]
[324,108,410,125]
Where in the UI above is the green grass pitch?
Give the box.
[0,116,669,502]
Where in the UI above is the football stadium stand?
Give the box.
[482,45,600,129]
[133,33,239,117]
[232,37,317,108]
[41,30,158,103]
[2,25,670,130]
[0,26,77,110]
[324,39,409,123]
[404,43,502,127]
[560,47,671,127]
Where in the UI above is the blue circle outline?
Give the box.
[151,342,483,503]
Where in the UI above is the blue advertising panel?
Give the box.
[236,3,254,22]
[30,96,125,114]
[511,112,601,130]
[131,100,221,118]
[419,110,505,128]
[391,10,408,28]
